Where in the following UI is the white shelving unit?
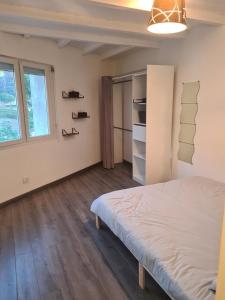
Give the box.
[132,72,147,185]
[112,66,174,185]
[131,66,174,185]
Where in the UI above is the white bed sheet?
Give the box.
[91,177,225,300]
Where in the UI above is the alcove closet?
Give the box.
[111,65,174,185]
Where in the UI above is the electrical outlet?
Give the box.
[22,177,29,184]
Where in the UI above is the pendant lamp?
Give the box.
[147,0,187,34]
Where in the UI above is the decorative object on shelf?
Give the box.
[72,112,90,119]
[133,98,146,104]
[62,90,84,99]
[148,0,187,34]
[178,81,200,164]
[62,128,79,137]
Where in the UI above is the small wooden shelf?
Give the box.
[62,128,79,137]
[72,113,90,119]
[62,91,84,99]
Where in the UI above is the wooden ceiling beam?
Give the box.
[83,43,103,55]
[0,22,159,48]
[101,46,134,60]
[0,3,150,36]
[57,39,71,48]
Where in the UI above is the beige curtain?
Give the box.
[101,76,114,169]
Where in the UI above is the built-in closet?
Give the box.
[112,65,174,185]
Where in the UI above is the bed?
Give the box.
[90,176,225,300]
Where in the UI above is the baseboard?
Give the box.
[0,161,102,208]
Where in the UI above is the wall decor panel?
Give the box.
[178,81,200,164]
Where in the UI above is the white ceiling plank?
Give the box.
[83,43,103,55]
[101,46,134,60]
[186,8,225,25]
[89,0,153,11]
[57,39,71,48]
[89,0,225,24]
[0,3,213,43]
[0,22,159,48]
[0,3,150,36]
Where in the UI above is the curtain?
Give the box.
[100,76,114,169]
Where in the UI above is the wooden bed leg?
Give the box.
[139,263,145,289]
[216,207,225,300]
[96,215,101,230]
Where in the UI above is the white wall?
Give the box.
[0,32,108,203]
[112,25,225,183]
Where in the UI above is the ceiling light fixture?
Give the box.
[147,0,187,34]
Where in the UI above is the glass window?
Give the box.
[23,67,50,138]
[0,62,21,144]
[0,57,55,148]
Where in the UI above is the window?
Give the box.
[0,57,55,147]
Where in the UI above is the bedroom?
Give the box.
[0,0,224,299]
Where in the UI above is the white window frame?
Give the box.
[0,56,56,148]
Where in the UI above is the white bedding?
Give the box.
[90,176,225,300]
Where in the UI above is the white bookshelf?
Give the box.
[131,65,174,185]
[132,73,147,184]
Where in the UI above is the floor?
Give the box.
[0,163,170,300]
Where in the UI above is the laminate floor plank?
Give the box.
[0,163,170,300]
[0,207,17,300]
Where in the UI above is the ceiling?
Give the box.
[0,0,224,59]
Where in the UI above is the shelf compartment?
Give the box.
[72,112,90,119]
[133,156,145,185]
[133,124,146,142]
[133,174,145,185]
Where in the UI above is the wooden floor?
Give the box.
[0,163,170,300]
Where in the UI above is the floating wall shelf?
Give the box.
[62,91,84,99]
[62,128,79,137]
[72,112,90,120]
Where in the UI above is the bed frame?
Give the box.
[216,207,225,300]
[95,215,146,289]
[97,211,225,298]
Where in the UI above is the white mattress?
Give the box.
[90,177,225,300]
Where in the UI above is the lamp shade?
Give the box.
[148,0,187,34]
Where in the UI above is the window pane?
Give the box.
[0,63,21,143]
[23,67,50,138]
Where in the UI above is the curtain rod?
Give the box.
[112,69,146,81]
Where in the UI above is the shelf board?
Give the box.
[133,174,145,185]
[133,102,146,105]
[133,123,146,127]
[133,138,146,144]
[133,153,146,160]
